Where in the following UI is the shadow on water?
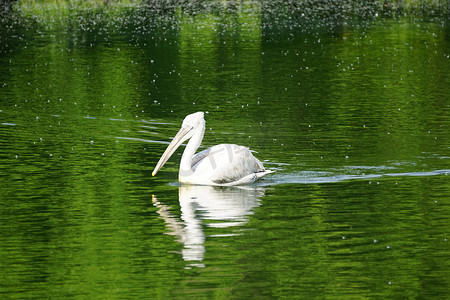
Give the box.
[152,185,264,268]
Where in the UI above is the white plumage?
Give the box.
[152,112,273,185]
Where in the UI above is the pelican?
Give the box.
[152,112,273,185]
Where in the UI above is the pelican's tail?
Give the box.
[254,169,274,181]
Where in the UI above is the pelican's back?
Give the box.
[191,144,270,185]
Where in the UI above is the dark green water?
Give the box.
[1,3,449,299]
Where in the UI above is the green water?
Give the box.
[1,3,449,299]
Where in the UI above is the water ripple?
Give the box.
[264,169,449,185]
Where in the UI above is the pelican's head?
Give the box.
[152,112,205,177]
[182,111,205,129]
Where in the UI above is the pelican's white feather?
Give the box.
[152,112,273,186]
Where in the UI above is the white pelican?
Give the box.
[152,112,273,185]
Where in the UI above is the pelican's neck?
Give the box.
[180,124,204,176]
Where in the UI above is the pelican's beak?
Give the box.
[152,125,192,176]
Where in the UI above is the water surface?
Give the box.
[0,3,449,299]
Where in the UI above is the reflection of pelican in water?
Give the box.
[152,112,273,185]
[152,185,265,267]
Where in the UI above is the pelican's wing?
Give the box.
[206,144,268,185]
[191,148,211,167]
[190,144,273,186]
